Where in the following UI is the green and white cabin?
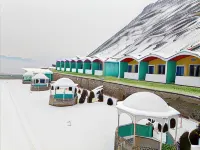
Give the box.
[22,71,34,84]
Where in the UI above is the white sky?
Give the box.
[1,0,157,65]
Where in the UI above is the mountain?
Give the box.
[88,0,200,59]
[0,55,39,74]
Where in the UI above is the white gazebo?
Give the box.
[31,73,50,91]
[22,71,34,84]
[116,92,180,150]
[49,78,78,107]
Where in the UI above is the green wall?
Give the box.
[56,61,60,70]
[54,94,73,99]
[76,62,83,72]
[84,62,91,73]
[166,61,176,84]
[118,124,153,138]
[92,62,100,75]
[120,62,128,78]
[104,62,119,77]
[139,61,148,80]
[64,61,70,71]
[61,61,64,68]
[70,62,76,71]
[166,132,174,145]
[45,73,52,81]
[23,76,32,81]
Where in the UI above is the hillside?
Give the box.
[88,0,200,59]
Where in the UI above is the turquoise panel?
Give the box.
[23,76,32,81]
[77,62,83,72]
[92,62,100,75]
[84,62,91,73]
[56,62,60,70]
[70,62,76,72]
[65,62,70,70]
[166,61,176,84]
[54,94,73,99]
[44,73,52,81]
[166,132,174,145]
[139,61,148,80]
[104,62,119,77]
[118,124,153,138]
[33,84,48,87]
[61,61,64,68]
[120,62,128,78]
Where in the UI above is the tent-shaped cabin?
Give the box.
[140,54,167,83]
[56,60,61,71]
[22,71,34,84]
[49,78,78,107]
[60,60,65,71]
[31,73,50,91]
[104,58,119,77]
[119,56,139,79]
[92,58,104,76]
[77,59,84,73]
[70,59,77,72]
[65,59,71,71]
[167,50,200,87]
[84,58,93,74]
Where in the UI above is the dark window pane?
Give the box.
[69,87,72,91]
[40,79,45,83]
[128,65,132,72]
[148,66,154,74]
[135,65,138,73]
[190,65,194,76]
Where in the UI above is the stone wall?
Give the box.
[53,73,200,121]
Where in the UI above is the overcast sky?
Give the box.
[1,0,157,65]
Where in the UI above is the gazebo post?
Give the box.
[134,116,136,147]
[118,61,120,79]
[117,113,120,148]
[160,124,163,150]
[174,118,178,144]
[63,88,65,100]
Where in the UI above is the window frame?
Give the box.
[176,65,185,76]
[189,64,200,77]
[127,65,132,73]
[158,64,166,75]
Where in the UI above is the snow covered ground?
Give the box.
[0,80,198,150]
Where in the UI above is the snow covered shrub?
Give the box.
[107,98,113,106]
[87,91,95,103]
[180,131,191,150]
[79,89,88,104]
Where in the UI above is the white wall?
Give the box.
[95,70,103,76]
[56,67,60,70]
[72,68,76,72]
[175,76,200,87]
[191,145,200,150]
[66,68,70,71]
[124,72,138,80]
[85,69,92,74]
[145,74,166,83]
[78,69,83,73]
[61,68,65,71]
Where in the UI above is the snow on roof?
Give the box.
[139,53,167,61]
[32,73,49,80]
[167,50,200,61]
[23,71,34,77]
[52,78,78,87]
[22,68,53,74]
[105,58,118,62]
[116,92,180,119]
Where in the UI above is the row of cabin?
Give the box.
[56,50,200,87]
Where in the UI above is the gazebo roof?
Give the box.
[23,71,34,77]
[22,68,53,74]
[32,73,49,80]
[116,92,180,119]
[52,78,78,87]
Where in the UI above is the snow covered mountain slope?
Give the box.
[88,0,200,60]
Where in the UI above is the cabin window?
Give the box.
[158,65,165,74]
[69,87,72,91]
[51,86,54,90]
[40,79,45,83]
[80,63,83,69]
[176,66,184,76]
[134,65,138,73]
[89,64,92,70]
[148,66,154,74]
[190,65,200,77]
[57,87,59,90]
[99,64,103,70]
[128,65,132,72]
[36,79,39,83]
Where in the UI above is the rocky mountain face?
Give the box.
[88,0,200,59]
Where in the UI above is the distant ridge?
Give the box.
[0,55,34,62]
